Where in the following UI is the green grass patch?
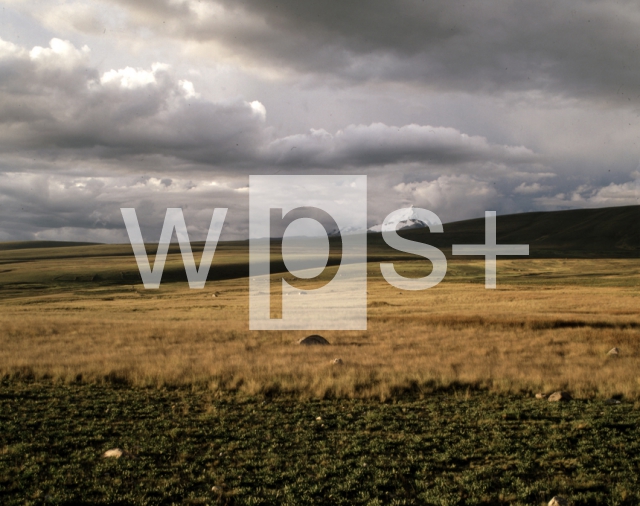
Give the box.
[1,382,639,505]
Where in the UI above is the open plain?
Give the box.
[1,206,639,504]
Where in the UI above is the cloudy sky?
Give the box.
[0,0,638,242]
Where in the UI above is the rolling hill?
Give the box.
[0,205,637,288]
[369,204,640,259]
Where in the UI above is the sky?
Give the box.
[0,0,638,242]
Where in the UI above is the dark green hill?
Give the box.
[368,205,640,259]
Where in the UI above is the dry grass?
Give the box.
[1,257,639,399]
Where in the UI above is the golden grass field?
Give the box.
[1,242,638,400]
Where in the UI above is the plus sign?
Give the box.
[452,211,529,289]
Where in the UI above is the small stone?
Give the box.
[607,347,619,356]
[331,358,343,365]
[298,334,330,345]
[102,448,123,458]
[535,392,547,399]
[211,486,220,492]
[548,496,567,506]
[548,391,572,402]
[102,448,135,459]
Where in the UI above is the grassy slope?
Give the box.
[0,205,637,288]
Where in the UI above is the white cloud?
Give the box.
[513,182,551,194]
[534,177,640,209]
[392,175,500,223]
[249,100,267,121]
[178,79,199,99]
[29,38,90,68]
[100,66,157,89]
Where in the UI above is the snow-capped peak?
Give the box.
[367,205,429,233]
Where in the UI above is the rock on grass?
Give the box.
[548,391,572,402]
[298,335,330,345]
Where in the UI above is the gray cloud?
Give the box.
[0,38,267,165]
[263,123,538,169]
[0,172,250,242]
[392,174,500,223]
[107,0,640,103]
[534,176,640,210]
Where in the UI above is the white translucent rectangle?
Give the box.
[249,175,367,330]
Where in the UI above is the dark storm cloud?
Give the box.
[0,38,542,171]
[115,0,640,102]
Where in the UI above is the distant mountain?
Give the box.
[367,205,429,233]
[328,205,430,236]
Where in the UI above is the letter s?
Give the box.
[380,208,447,290]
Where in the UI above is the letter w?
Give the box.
[120,208,227,289]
